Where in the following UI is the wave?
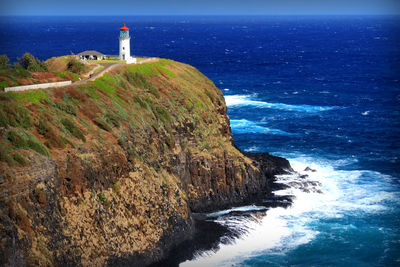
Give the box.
[207,205,267,218]
[224,95,340,112]
[181,155,400,267]
[230,119,294,136]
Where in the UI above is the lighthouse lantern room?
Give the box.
[119,23,135,64]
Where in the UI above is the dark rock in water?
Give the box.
[304,167,316,172]
[300,174,309,179]
[244,152,293,177]
[149,218,236,267]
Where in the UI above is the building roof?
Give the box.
[77,50,104,56]
[120,23,129,31]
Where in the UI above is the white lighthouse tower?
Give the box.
[119,23,136,64]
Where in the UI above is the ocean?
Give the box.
[1,15,399,266]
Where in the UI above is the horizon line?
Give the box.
[1,14,400,17]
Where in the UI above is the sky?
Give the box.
[0,0,399,16]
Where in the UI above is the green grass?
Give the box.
[154,106,171,126]
[6,129,50,156]
[54,71,80,81]
[93,65,104,75]
[93,115,112,132]
[79,85,99,99]
[0,80,9,90]
[105,112,121,128]
[60,118,86,142]
[6,90,48,104]
[57,101,77,116]
[0,96,33,128]
[126,60,175,78]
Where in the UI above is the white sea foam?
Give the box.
[244,146,260,152]
[181,156,399,267]
[207,205,267,218]
[230,119,294,136]
[224,95,340,112]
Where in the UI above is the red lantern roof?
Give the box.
[120,23,129,31]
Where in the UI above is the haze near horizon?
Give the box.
[1,0,399,16]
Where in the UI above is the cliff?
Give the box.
[0,58,291,266]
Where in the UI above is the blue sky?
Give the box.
[1,0,399,16]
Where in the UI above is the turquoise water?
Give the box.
[1,15,399,266]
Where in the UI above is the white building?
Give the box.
[119,23,136,64]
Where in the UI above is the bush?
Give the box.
[0,146,14,165]
[125,72,151,89]
[27,138,49,156]
[18,52,48,72]
[0,54,9,69]
[7,130,49,156]
[12,62,31,78]
[67,58,86,74]
[7,130,27,148]
[57,101,77,116]
[36,117,51,135]
[154,106,171,126]
[0,98,32,128]
[36,116,65,148]
[149,87,160,99]
[93,116,112,132]
[105,112,121,128]
[98,192,110,207]
[61,118,86,142]
[133,95,147,108]
[13,152,27,166]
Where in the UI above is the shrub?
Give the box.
[18,52,48,72]
[0,81,9,90]
[105,112,121,128]
[93,116,112,132]
[27,138,49,156]
[133,95,147,108]
[57,101,77,116]
[7,130,27,148]
[154,106,171,126]
[13,152,27,166]
[36,117,51,135]
[0,54,9,69]
[61,118,86,142]
[98,192,110,207]
[67,58,86,74]
[7,130,49,156]
[149,87,160,99]
[0,98,32,128]
[186,100,193,110]
[36,116,65,148]
[0,146,14,165]
[204,90,214,102]
[165,134,175,149]
[12,62,31,78]
[125,72,151,89]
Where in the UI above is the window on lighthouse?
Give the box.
[123,47,125,50]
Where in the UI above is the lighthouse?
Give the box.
[119,23,135,64]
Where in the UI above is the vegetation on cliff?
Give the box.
[0,57,289,266]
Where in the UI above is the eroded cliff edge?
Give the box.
[0,59,291,266]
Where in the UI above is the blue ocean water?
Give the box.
[1,16,399,266]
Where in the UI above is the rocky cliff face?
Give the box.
[0,58,291,266]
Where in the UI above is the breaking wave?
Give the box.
[225,95,340,112]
